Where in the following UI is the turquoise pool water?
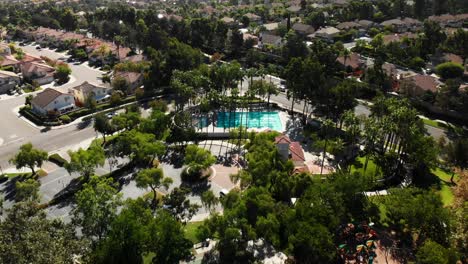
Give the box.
[217,112,282,131]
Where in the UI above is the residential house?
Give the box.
[114,71,144,94]
[336,21,362,31]
[21,62,55,85]
[0,55,20,72]
[292,23,315,36]
[0,70,21,94]
[263,22,279,33]
[244,13,262,24]
[428,13,468,28]
[431,52,464,66]
[31,88,76,116]
[275,134,307,172]
[337,52,365,75]
[69,81,112,106]
[380,17,422,33]
[243,33,259,45]
[382,32,417,45]
[308,27,340,42]
[336,21,365,36]
[400,74,441,96]
[287,5,301,14]
[0,43,11,56]
[259,32,283,49]
[221,16,237,27]
[358,19,377,29]
[124,54,147,63]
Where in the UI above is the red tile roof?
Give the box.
[275,135,305,162]
[337,53,362,69]
[405,75,440,93]
[290,142,306,162]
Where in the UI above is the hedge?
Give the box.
[19,107,44,126]
[48,153,68,167]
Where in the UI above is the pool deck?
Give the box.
[196,110,290,133]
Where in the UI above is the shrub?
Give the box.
[149,99,168,112]
[55,63,72,84]
[59,115,71,123]
[102,65,111,71]
[19,107,44,126]
[110,91,123,106]
[48,153,68,167]
[36,169,48,177]
[135,87,145,100]
[436,62,464,79]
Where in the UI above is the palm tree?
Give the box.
[320,119,334,175]
[341,49,351,78]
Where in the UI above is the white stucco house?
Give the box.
[31,88,76,116]
[69,81,112,106]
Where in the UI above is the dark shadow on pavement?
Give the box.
[76,118,93,130]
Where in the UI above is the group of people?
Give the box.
[337,222,378,264]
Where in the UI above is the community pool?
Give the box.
[217,111,283,131]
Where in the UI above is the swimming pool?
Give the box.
[217,111,282,131]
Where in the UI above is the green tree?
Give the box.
[72,176,122,242]
[201,190,219,214]
[112,76,129,94]
[54,63,72,84]
[93,113,113,144]
[92,198,152,264]
[147,210,193,263]
[61,8,77,31]
[383,188,451,245]
[184,145,216,175]
[0,201,88,264]
[15,178,40,202]
[163,187,200,223]
[416,240,450,264]
[444,138,468,183]
[136,168,173,208]
[85,95,97,112]
[65,144,105,180]
[9,143,48,175]
[436,62,464,79]
[109,91,123,106]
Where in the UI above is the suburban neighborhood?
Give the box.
[0,0,466,263]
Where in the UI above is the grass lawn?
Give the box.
[431,167,459,207]
[1,172,32,179]
[143,253,155,264]
[422,118,447,129]
[351,156,379,179]
[184,221,203,244]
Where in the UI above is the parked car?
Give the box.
[279,80,287,92]
[106,112,116,119]
[219,189,229,197]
